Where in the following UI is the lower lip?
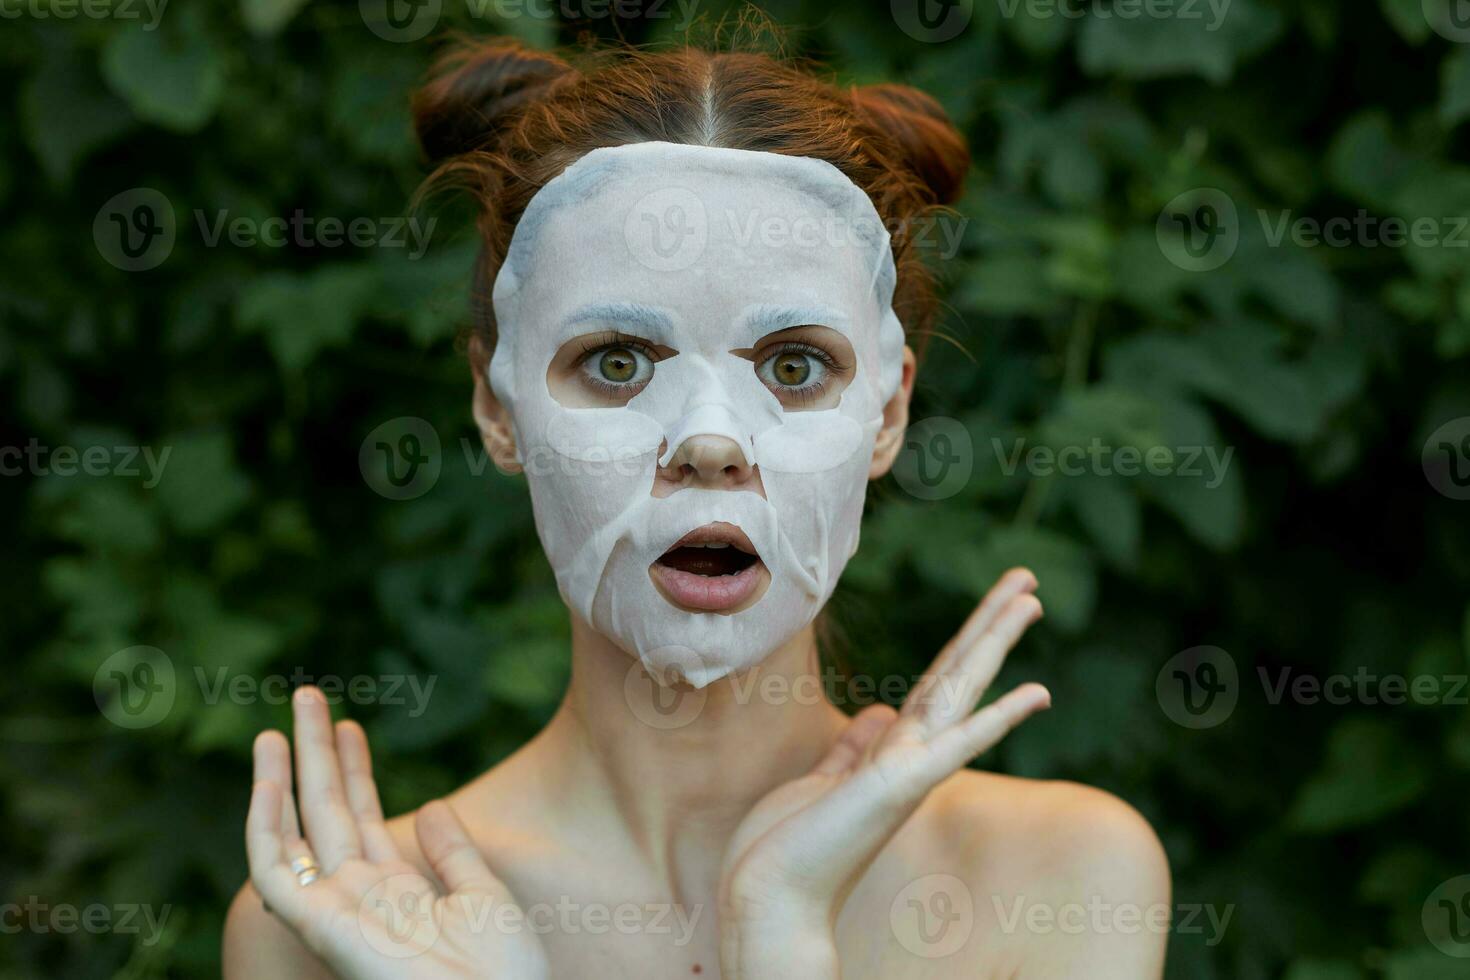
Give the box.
[649,558,768,612]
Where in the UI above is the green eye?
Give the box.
[771,352,811,387]
[599,347,639,383]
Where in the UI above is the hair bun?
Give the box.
[850,84,970,206]
[413,38,574,163]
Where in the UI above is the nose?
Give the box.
[659,434,760,491]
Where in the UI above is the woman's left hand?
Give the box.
[716,568,1051,980]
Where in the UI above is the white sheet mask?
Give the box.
[489,141,905,687]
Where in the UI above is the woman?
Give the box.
[223,36,1169,979]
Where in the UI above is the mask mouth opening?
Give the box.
[649,522,769,613]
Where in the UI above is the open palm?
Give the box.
[718,569,1051,977]
[245,688,548,980]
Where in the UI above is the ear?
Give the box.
[869,346,917,480]
[469,336,522,475]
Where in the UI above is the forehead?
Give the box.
[498,149,889,348]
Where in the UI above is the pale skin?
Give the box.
[224,342,1171,979]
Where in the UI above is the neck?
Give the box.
[536,615,848,896]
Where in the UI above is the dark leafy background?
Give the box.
[1,0,1468,977]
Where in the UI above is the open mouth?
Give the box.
[649,522,769,613]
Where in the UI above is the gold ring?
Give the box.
[290,856,321,887]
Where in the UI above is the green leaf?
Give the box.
[1443,47,1470,128]
[1062,475,1141,570]
[1283,960,1365,980]
[1383,948,1469,980]
[235,264,379,370]
[959,252,1063,316]
[102,13,227,132]
[1002,2,1073,55]
[1288,718,1431,831]
[21,47,136,185]
[54,483,160,555]
[1464,603,1470,663]
[1137,394,1245,551]
[1379,0,1433,42]
[241,0,309,36]
[959,526,1097,634]
[1325,112,1423,211]
[1078,0,1285,83]
[153,431,252,534]
[326,49,421,164]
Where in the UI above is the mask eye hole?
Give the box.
[547,331,676,408]
[741,325,855,411]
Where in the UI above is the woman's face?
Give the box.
[485,142,907,687]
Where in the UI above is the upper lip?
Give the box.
[666,522,758,557]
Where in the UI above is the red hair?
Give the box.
[411,34,970,371]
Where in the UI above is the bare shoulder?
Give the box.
[222,880,333,980]
[850,770,1170,979]
[921,769,1170,896]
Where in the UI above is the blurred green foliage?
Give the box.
[1,0,1468,977]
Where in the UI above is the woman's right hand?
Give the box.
[245,686,548,980]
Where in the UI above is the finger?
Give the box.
[415,800,503,896]
[810,704,898,777]
[245,778,311,923]
[768,683,1051,894]
[929,682,1052,774]
[922,593,1043,731]
[902,568,1037,720]
[335,720,400,864]
[292,686,362,872]
[254,730,303,843]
